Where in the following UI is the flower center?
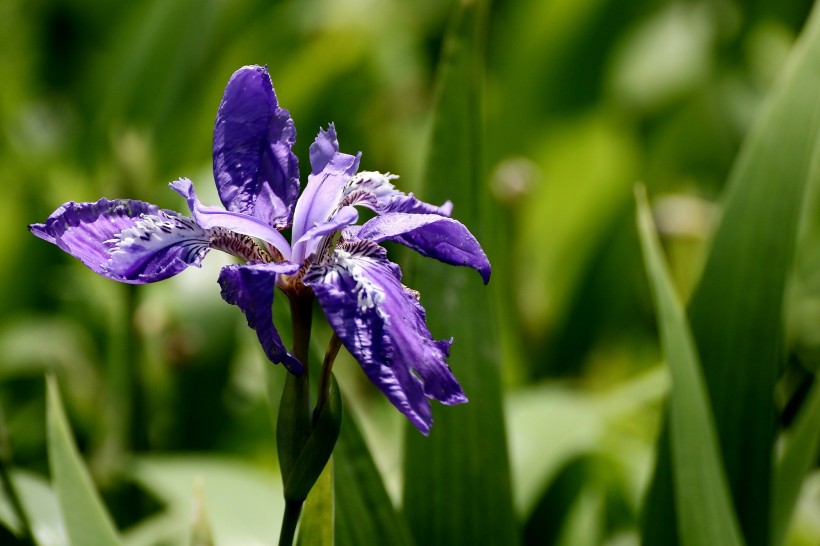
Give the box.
[209,227,270,263]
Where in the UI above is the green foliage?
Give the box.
[47,375,122,546]
[334,400,416,546]
[636,187,744,546]
[2,0,820,544]
[402,1,519,545]
[643,1,820,543]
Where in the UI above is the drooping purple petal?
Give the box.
[355,212,491,284]
[292,206,358,262]
[303,240,467,435]
[218,261,302,374]
[213,65,299,228]
[290,125,361,260]
[340,171,453,216]
[171,178,292,260]
[29,199,210,284]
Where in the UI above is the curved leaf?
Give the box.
[636,187,745,546]
[46,375,121,546]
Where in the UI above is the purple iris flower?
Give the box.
[29,65,490,434]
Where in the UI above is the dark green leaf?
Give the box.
[642,3,820,544]
[402,0,519,544]
[635,187,745,546]
[284,374,342,503]
[335,400,415,546]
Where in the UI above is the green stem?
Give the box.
[0,405,34,544]
[278,500,303,546]
[289,292,314,368]
[277,293,314,546]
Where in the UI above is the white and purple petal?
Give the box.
[291,125,361,260]
[218,262,303,374]
[213,65,299,228]
[171,178,292,260]
[303,241,467,435]
[29,199,210,284]
[341,171,452,216]
[355,212,491,284]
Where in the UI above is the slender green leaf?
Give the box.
[296,460,333,546]
[402,0,518,545]
[46,375,121,546]
[636,187,745,546]
[0,469,66,546]
[642,2,820,544]
[772,377,820,546]
[335,401,415,546]
[554,484,604,546]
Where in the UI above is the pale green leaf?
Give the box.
[46,375,121,546]
[772,378,820,545]
[642,2,820,543]
[636,187,745,546]
[296,461,333,546]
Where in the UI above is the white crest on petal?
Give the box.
[306,243,388,319]
[106,212,210,272]
[339,171,401,208]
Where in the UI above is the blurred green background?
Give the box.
[2,0,820,544]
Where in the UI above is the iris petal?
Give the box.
[171,178,292,259]
[218,262,302,374]
[341,171,452,216]
[292,206,359,262]
[213,65,299,227]
[29,199,210,284]
[290,125,360,260]
[356,212,491,283]
[304,241,467,435]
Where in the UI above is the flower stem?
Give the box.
[278,500,303,546]
[276,293,314,546]
[289,292,314,368]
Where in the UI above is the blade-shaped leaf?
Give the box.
[772,377,820,546]
[46,375,121,546]
[635,187,745,546]
[642,2,820,544]
[296,461,333,546]
[335,401,415,546]
[402,0,519,544]
[0,469,66,546]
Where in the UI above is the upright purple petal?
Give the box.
[171,178,292,260]
[291,125,361,260]
[309,124,341,175]
[291,206,358,263]
[356,212,491,283]
[213,65,299,228]
[29,199,210,284]
[218,262,302,374]
[304,240,467,435]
